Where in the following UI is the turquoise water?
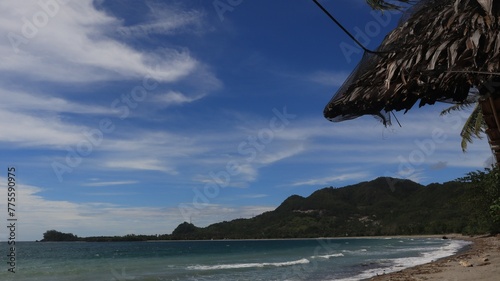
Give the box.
[1,238,470,280]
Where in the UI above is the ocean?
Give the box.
[1,238,470,280]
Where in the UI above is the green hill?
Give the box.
[170,177,480,240]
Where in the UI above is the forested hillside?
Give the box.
[170,173,498,240]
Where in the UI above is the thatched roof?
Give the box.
[324,0,500,124]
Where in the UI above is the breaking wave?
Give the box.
[187,258,310,271]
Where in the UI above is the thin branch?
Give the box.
[312,0,388,55]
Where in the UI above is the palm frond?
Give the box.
[440,103,475,116]
[459,103,487,152]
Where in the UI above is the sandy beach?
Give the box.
[369,234,500,281]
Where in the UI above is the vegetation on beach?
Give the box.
[41,230,79,242]
[41,168,500,242]
[459,167,500,234]
[40,230,161,242]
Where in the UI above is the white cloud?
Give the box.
[0,88,119,149]
[0,0,203,83]
[100,131,202,155]
[258,144,305,165]
[116,3,205,37]
[308,70,349,87]
[0,109,84,148]
[0,89,116,115]
[192,163,259,189]
[82,180,139,187]
[154,91,205,106]
[239,194,269,199]
[104,159,178,174]
[291,172,370,187]
[90,131,208,174]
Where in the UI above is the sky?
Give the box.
[0,0,494,241]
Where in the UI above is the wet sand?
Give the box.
[368,234,500,281]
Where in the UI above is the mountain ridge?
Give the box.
[170,176,470,239]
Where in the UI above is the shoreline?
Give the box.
[367,234,500,281]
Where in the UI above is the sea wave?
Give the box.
[342,248,368,254]
[187,258,310,270]
[311,253,344,259]
[335,239,472,281]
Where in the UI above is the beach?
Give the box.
[369,234,500,281]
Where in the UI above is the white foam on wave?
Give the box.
[342,248,368,254]
[311,253,344,259]
[334,239,472,281]
[187,258,310,271]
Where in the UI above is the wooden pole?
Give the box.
[490,97,500,134]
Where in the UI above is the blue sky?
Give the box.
[0,0,494,241]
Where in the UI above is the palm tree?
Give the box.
[322,0,500,164]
